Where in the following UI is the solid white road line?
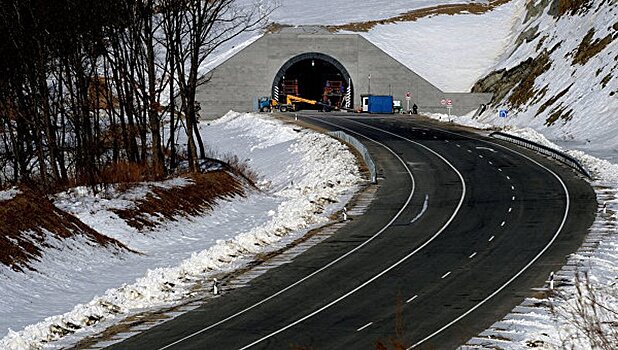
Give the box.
[408,127,571,349]
[356,322,373,332]
[236,119,468,350]
[406,295,419,303]
[156,118,418,350]
[441,271,452,279]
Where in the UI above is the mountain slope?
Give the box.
[474,0,618,161]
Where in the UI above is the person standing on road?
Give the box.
[412,104,418,115]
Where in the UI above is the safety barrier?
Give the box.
[490,131,591,179]
[328,131,377,183]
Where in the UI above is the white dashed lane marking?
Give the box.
[406,295,418,303]
[356,322,373,332]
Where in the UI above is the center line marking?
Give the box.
[508,207,513,213]
[512,196,516,201]
[501,221,506,227]
[511,185,515,190]
[488,235,495,242]
[469,252,477,259]
[488,161,493,165]
[498,168,503,172]
[506,176,511,180]
[406,295,419,303]
[441,271,452,279]
[357,322,373,332]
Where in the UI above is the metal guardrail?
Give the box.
[328,131,377,183]
[490,131,591,179]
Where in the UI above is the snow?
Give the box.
[1,0,616,347]
[476,0,618,162]
[356,0,526,91]
[0,112,362,349]
[0,187,21,202]
[458,125,618,349]
[269,0,478,26]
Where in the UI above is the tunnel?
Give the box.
[272,53,353,111]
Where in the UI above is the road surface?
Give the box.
[106,115,596,349]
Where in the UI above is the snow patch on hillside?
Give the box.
[0,187,21,202]
[0,112,362,349]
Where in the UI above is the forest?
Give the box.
[0,0,270,193]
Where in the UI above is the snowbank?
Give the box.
[0,112,362,349]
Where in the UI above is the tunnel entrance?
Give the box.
[272,53,353,111]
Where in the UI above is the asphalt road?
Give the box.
[106,115,596,350]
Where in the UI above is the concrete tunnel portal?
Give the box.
[272,52,353,110]
[197,26,492,118]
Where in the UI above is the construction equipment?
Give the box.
[258,94,356,113]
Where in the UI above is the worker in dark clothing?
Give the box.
[412,104,418,115]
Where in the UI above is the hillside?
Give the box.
[474,0,617,161]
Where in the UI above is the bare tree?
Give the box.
[551,271,618,350]
[165,0,273,171]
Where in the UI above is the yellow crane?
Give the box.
[278,95,320,112]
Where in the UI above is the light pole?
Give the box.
[367,73,371,95]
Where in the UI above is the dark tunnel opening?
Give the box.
[273,53,353,111]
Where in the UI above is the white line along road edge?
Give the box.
[156,117,420,350]
[236,117,467,349]
[408,126,571,349]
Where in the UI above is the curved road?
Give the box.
[107,115,596,349]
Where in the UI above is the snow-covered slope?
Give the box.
[0,113,362,349]
[269,0,476,25]
[355,0,526,91]
[474,0,618,161]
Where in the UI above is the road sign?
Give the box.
[405,92,411,101]
[446,99,452,106]
[499,110,508,118]
[441,99,446,105]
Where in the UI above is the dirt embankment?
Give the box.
[0,168,249,272]
[0,187,129,272]
[113,170,246,231]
